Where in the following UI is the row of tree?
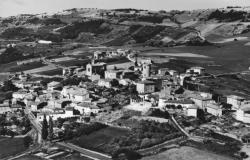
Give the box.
[42,115,54,141]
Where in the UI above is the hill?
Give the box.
[1,8,249,47]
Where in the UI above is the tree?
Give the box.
[111,79,119,87]
[1,80,18,92]
[197,109,206,123]
[48,116,54,141]
[222,102,232,110]
[23,136,33,147]
[42,115,48,140]
[175,87,184,94]
[56,117,65,128]
[177,105,183,110]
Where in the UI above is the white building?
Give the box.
[186,67,205,75]
[72,102,100,115]
[125,98,153,113]
[160,99,194,109]
[12,90,30,99]
[186,105,198,117]
[235,104,250,123]
[86,60,107,77]
[179,73,191,86]
[98,79,113,88]
[61,86,89,102]
[188,92,214,109]
[119,79,132,86]
[227,95,245,110]
[206,103,222,117]
[37,107,77,122]
[0,105,11,114]
[47,81,61,91]
[158,68,169,76]
[168,70,178,77]
[105,70,123,79]
[136,80,155,94]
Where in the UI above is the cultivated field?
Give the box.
[23,65,58,74]
[37,68,63,76]
[9,62,46,72]
[142,146,234,160]
[0,137,27,159]
[138,39,250,74]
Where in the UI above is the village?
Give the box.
[0,47,249,160]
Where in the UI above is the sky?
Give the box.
[0,0,250,17]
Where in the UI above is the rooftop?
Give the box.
[207,103,222,110]
[62,86,89,96]
[47,81,60,87]
[239,103,250,111]
[105,70,123,73]
[137,80,155,84]
[165,99,194,105]
[190,66,205,70]
[227,95,245,100]
[77,102,100,109]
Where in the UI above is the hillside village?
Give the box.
[0,46,249,159]
[0,6,250,160]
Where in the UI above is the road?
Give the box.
[24,107,42,134]
[170,116,190,137]
[57,142,112,160]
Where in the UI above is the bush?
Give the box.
[23,136,33,147]
[148,109,170,119]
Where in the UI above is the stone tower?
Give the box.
[142,63,151,78]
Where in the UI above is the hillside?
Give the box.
[0,7,250,68]
[1,8,250,47]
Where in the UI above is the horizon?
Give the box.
[1,0,250,17]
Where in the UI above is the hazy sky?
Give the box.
[0,0,250,17]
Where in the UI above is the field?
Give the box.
[0,137,27,159]
[9,62,46,72]
[55,59,89,67]
[0,62,18,73]
[14,155,43,160]
[0,74,10,82]
[70,127,129,153]
[37,68,63,76]
[23,65,57,74]
[200,75,250,98]
[53,153,93,160]
[138,39,250,74]
[142,146,234,160]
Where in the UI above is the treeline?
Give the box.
[0,47,34,64]
[207,9,247,21]
[109,120,182,152]
[1,27,63,42]
[26,17,66,25]
[61,122,107,140]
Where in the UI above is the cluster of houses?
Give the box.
[0,49,249,129]
[93,49,130,60]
